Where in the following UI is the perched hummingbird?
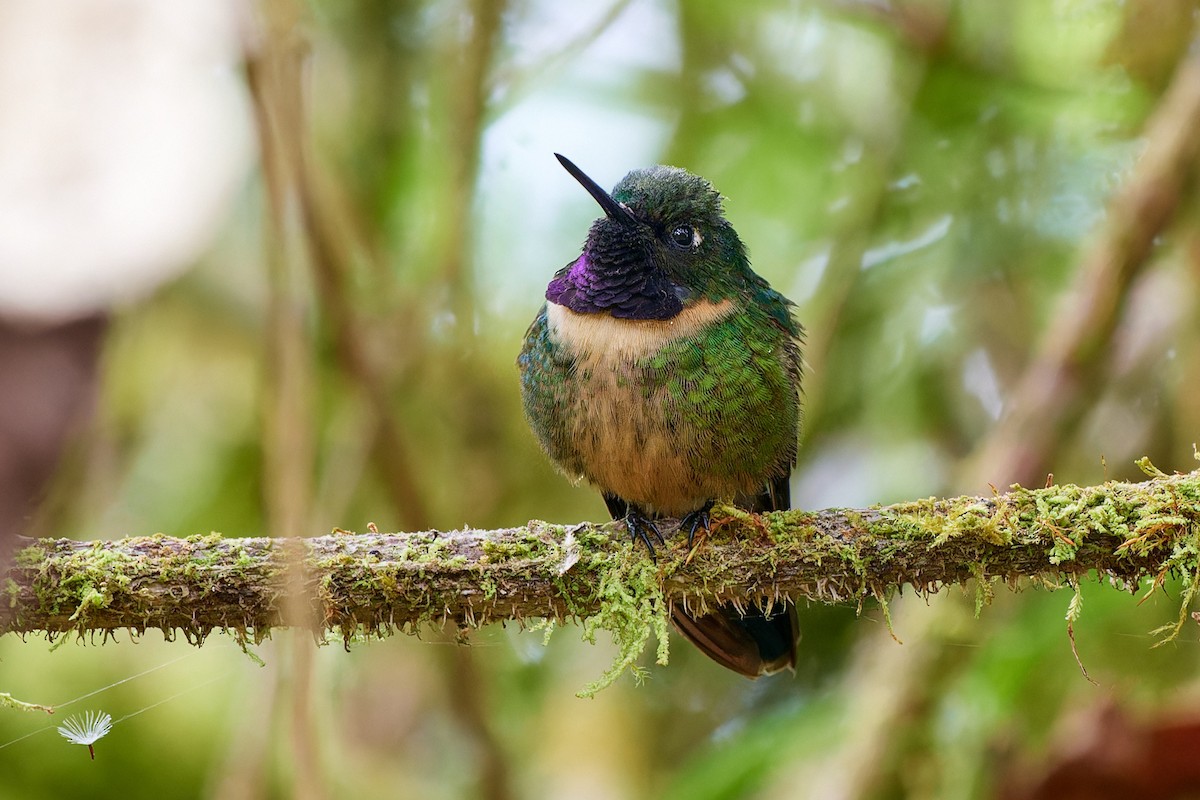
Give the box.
[518,154,802,677]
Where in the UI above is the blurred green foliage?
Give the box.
[4,1,1200,798]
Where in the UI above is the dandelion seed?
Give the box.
[57,711,112,760]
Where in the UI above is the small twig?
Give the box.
[0,693,54,715]
[1067,622,1099,687]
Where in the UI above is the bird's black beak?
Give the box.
[555,153,638,228]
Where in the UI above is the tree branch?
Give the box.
[3,467,1198,645]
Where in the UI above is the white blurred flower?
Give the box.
[57,710,113,760]
[0,0,253,321]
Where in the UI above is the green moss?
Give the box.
[13,546,47,569]
[468,520,676,696]
[577,544,670,698]
[482,536,552,562]
[68,585,109,621]
[971,563,993,617]
[27,545,136,622]
[233,546,254,569]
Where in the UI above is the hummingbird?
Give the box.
[518,154,802,677]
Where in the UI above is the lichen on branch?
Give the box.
[3,468,1200,689]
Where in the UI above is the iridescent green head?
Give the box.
[546,155,752,320]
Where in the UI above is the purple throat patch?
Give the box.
[546,253,683,320]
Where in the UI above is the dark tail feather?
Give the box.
[608,476,801,678]
[670,600,798,678]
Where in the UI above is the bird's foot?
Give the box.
[680,502,714,550]
[624,507,666,560]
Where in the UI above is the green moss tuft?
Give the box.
[13,546,47,569]
[576,545,670,698]
[68,585,109,621]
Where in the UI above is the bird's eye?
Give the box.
[670,225,694,248]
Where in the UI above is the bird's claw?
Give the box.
[624,509,665,560]
[680,502,713,550]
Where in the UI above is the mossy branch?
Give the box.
[4,469,1200,650]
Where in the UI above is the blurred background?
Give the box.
[2,0,1200,797]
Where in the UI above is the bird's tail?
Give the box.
[670,599,798,677]
[672,476,800,677]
